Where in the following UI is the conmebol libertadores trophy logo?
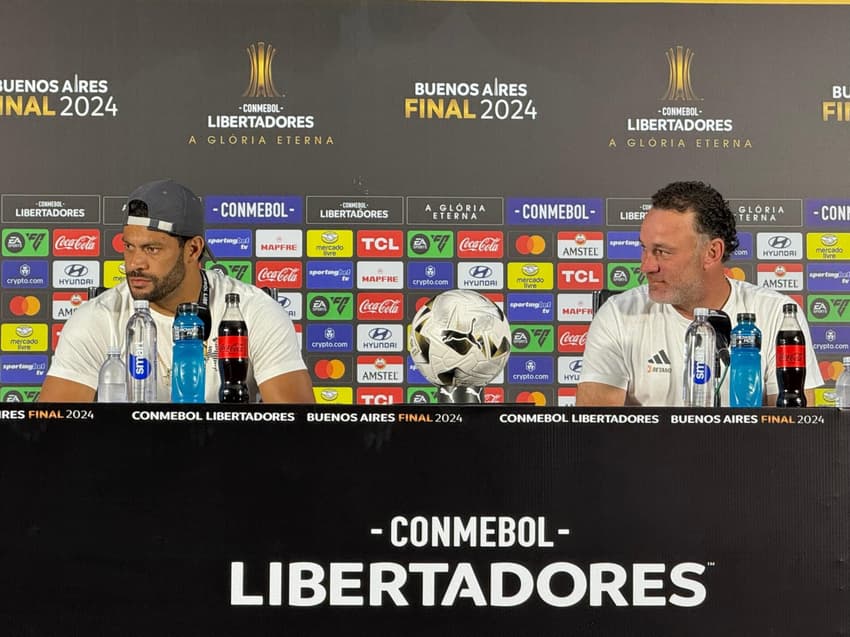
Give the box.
[661,45,700,102]
[409,289,511,403]
[243,41,282,98]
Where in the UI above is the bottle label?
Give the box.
[776,344,805,368]
[691,360,712,385]
[129,355,152,380]
[218,335,248,359]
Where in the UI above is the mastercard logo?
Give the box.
[515,390,547,406]
[515,234,546,256]
[9,295,41,317]
[314,359,346,380]
[819,360,845,382]
[725,267,746,281]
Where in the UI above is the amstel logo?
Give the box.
[661,46,700,102]
[243,41,282,98]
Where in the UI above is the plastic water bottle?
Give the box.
[683,307,716,407]
[835,356,850,409]
[97,346,127,402]
[171,302,206,403]
[729,313,763,407]
[126,299,158,402]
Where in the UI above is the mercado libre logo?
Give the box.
[608,45,752,151]
[188,40,334,148]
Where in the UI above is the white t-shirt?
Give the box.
[579,279,823,406]
[47,269,306,402]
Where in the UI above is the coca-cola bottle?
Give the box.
[775,302,806,407]
[217,292,249,403]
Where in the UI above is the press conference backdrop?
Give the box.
[1,0,850,405]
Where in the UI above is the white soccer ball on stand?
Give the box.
[408,289,511,402]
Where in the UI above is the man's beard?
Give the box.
[127,256,186,303]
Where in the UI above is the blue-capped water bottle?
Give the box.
[729,313,763,407]
[683,307,716,407]
[126,299,157,402]
[171,302,206,403]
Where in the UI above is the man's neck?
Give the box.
[674,276,732,320]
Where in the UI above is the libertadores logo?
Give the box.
[243,41,282,98]
[661,46,700,102]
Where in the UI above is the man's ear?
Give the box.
[185,236,205,262]
[704,237,726,267]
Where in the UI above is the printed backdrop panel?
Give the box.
[1,1,849,403]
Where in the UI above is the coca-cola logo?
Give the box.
[54,235,97,251]
[258,267,299,283]
[559,332,588,347]
[359,299,401,316]
[458,237,502,252]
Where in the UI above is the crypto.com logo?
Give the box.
[243,41,282,98]
[661,46,700,101]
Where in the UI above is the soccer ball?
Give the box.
[409,289,511,387]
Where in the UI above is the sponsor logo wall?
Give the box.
[2,2,849,405]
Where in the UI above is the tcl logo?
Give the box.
[557,263,603,290]
[558,325,589,353]
[357,387,403,405]
[53,229,100,257]
[357,230,403,257]
[357,293,404,320]
[457,231,503,258]
[255,261,302,288]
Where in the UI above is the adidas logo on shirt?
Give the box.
[647,349,672,374]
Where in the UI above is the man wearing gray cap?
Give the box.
[39,179,314,403]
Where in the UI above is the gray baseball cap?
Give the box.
[123,178,214,261]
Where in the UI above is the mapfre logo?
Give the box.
[557,325,589,353]
[357,230,403,257]
[255,261,302,288]
[357,293,404,321]
[457,231,503,259]
[53,229,100,257]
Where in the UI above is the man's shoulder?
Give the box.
[68,285,129,321]
[730,279,789,308]
[604,285,654,314]
[206,269,282,312]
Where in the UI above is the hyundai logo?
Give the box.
[368,327,392,341]
[768,236,792,249]
[64,264,89,277]
[469,265,493,279]
[279,296,292,309]
[569,360,583,373]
